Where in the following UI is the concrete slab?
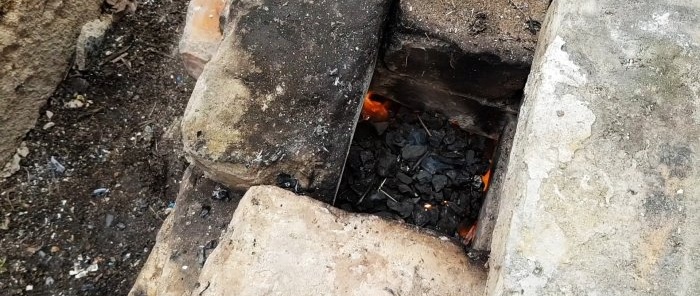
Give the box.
[488,1,700,295]
[181,0,392,201]
[192,185,487,296]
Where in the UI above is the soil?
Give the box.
[0,1,195,295]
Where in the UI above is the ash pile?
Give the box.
[336,105,491,240]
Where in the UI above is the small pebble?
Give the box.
[42,122,55,130]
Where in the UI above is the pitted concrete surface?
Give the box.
[488,1,700,295]
[192,186,487,296]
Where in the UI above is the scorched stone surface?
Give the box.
[181,0,392,201]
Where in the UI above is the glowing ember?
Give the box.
[481,167,491,192]
[458,223,478,245]
[361,92,391,122]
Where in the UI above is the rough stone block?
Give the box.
[488,1,700,294]
[181,0,391,201]
[179,0,228,78]
[0,0,102,170]
[129,166,241,296]
[192,185,487,295]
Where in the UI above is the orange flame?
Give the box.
[481,168,491,192]
[361,92,391,122]
[458,223,478,245]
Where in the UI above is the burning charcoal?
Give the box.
[408,130,427,145]
[376,153,397,177]
[401,144,427,160]
[211,186,230,201]
[396,172,413,184]
[420,156,453,174]
[415,170,432,183]
[387,199,414,218]
[431,175,448,192]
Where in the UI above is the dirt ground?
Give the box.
[0,1,195,294]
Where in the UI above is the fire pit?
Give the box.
[333,92,493,244]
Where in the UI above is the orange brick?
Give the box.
[179,0,227,78]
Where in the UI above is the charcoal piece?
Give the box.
[360,150,375,165]
[441,151,464,159]
[445,170,458,181]
[396,172,413,184]
[420,156,453,174]
[447,140,467,151]
[465,150,476,164]
[428,130,445,148]
[436,207,459,234]
[431,175,448,192]
[413,206,439,227]
[376,153,397,177]
[363,192,387,208]
[445,201,466,215]
[413,208,430,226]
[471,175,484,188]
[276,173,299,191]
[387,199,414,218]
[435,155,466,166]
[432,191,445,202]
[414,183,433,197]
[408,130,427,145]
[401,144,427,160]
[415,170,432,183]
[457,192,471,206]
[443,131,456,145]
[452,172,472,186]
[386,131,407,147]
[420,113,444,130]
[374,211,400,220]
[398,184,413,194]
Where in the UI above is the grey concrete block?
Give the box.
[193,185,487,296]
[488,1,700,294]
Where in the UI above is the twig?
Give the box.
[149,206,164,221]
[416,114,433,137]
[411,152,430,171]
[377,178,398,203]
[100,45,132,66]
